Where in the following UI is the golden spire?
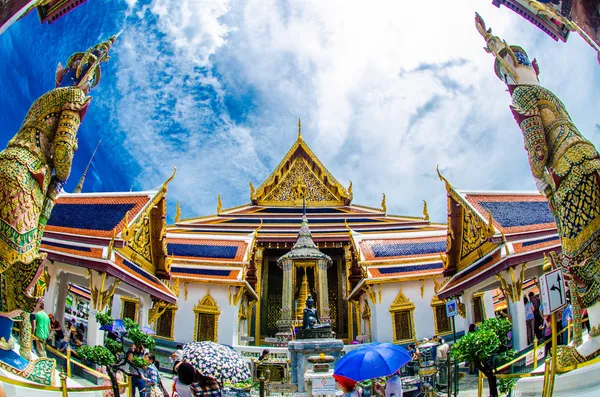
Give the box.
[348,180,353,198]
[73,140,101,193]
[175,202,181,223]
[295,269,310,321]
[423,200,429,221]
[298,118,302,140]
[381,193,387,213]
[217,194,223,214]
[250,181,256,200]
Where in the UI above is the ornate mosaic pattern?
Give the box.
[264,159,337,203]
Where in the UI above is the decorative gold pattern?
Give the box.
[423,200,430,220]
[389,288,416,343]
[175,202,181,223]
[155,305,177,340]
[249,181,256,201]
[348,181,353,199]
[120,296,139,322]
[0,337,13,351]
[556,345,587,372]
[217,194,223,214]
[264,158,338,204]
[420,279,425,299]
[193,293,220,342]
[119,168,175,275]
[381,193,387,213]
[88,270,120,311]
[148,301,177,324]
[253,129,350,206]
[431,295,452,336]
[461,208,495,259]
[496,264,527,303]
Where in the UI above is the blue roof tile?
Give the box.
[522,236,560,247]
[47,203,136,231]
[170,267,232,277]
[371,240,446,258]
[378,262,443,274]
[167,243,238,259]
[478,201,554,228]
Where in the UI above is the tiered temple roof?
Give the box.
[436,171,560,299]
[41,174,178,303]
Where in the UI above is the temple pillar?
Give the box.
[54,272,68,326]
[463,289,475,328]
[317,258,331,322]
[43,263,60,316]
[278,259,294,331]
[87,270,120,347]
[496,263,528,351]
[138,294,152,328]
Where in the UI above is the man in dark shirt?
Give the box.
[126,344,146,396]
[529,292,543,339]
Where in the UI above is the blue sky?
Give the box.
[1,0,599,223]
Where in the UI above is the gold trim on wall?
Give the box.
[431,295,452,337]
[473,292,487,325]
[120,296,139,323]
[153,305,178,340]
[389,288,416,343]
[193,293,221,342]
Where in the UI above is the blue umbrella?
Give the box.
[141,326,156,335]
[334,343,411,381]
[99,319,126,334]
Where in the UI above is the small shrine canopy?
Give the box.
[277,212,332,264]
[436,183,560,299]
[41,177,178,304]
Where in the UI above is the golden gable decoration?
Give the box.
[252,129,351,206]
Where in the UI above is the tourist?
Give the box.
[384,370,403,397]
[142,353,165,397]
[126,344,146,397]
[258,349,270,361]
[173,362,200,397]
[337,376,361,397]
[195,372,221,397]
[33,303,50,358]
[49,314,63,347]
[529,292,543,339]
[406,344,419,376]
[436,338,449,362]
[524,297,535,345]
[172,344,184,374]
[57,321,73,352]
[541,315,552,355]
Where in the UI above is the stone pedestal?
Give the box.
[288,338,343,392]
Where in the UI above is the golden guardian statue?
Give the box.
[475,13,600,359]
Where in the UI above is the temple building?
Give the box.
[436,171,559,352]
[0,0,88,34]
[41,128,501,353]
[112,130,495,349]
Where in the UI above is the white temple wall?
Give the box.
[171,282,238,346]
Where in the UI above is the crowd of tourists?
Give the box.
[28,303,87,359]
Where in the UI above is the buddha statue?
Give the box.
[303,295,319,329]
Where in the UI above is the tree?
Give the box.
[452,317,517,397]
[76,312,155,397]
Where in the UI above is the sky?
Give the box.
[0,0,599,223]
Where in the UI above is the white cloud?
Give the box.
[109,0,600,222]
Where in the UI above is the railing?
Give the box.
[0,370,131,396]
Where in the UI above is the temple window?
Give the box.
[155,307,177,340]
[193,293,220,342]
[431,296,452,336]
[473,292,486,324]
[389,288,416,343]
[120,297,139,322]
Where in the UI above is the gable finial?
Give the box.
[298,118,302,140]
